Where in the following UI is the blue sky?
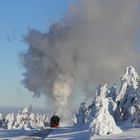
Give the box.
[0,0,74,108]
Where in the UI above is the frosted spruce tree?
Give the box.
[5,113,15,129]
[13,107,49,129]
[75,102,88,126]
[0,106,50,130]
[107,84,117,118]
[0,113,5,128]
[89,84,122,136]
[115,66,140,124]
[108,84,117,101]
[88,84,117,122]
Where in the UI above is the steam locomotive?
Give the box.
[50,115,60,128]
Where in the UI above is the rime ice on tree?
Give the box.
[89,84,122,136]
[0,114,4,128]
[108,84,117,101]
[5,113,15,129]
[1,107,50,130]
[75,102,87,126]
[115,66,140,123]
[116,66,139,102]
[88,84,117,122]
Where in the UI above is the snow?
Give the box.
[0,125,140,140]
[108,84,117,100]
[5,113,15,129]
[74,102,88,126]
[116,66,139,102]
[121,66,139,89]
[115,66,140,124]
[0,107,50,130]
[1,66,140,139]
[89,84,122,136]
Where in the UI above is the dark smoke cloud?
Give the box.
[21,0,140,111]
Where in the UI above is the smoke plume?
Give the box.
[21,0,140,121]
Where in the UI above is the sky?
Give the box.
[0,0,74,108]
[0,0,140,110]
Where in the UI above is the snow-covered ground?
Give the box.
[47,125,140,140]
[0,125,140,140]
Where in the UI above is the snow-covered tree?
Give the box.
[0,106,50,130]
[88,84,117,122]
[89,84,122,136]
[0,113,5,128]
[36,113,47,128]
[116,66,139,102]
[87,85,103,123]
[13,107,50,129]
[75,102,87,126]
[5,113,15,129]
[108,84,117,101]
[13,111,24,129]
[29,112,37,128]
[88,102,96,123]
[115,66,140,123]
